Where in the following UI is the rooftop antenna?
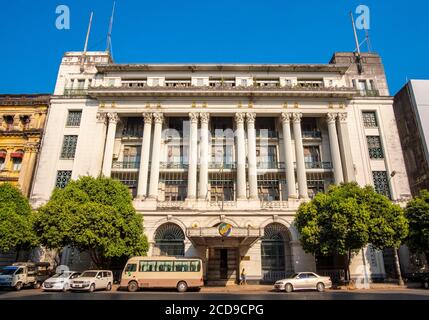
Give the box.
[106,1,116,58]
[80,11,94,72]
[350,11,364,74]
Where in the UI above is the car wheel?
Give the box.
[62,284,69,292]
[15,282,23,291]
[106,282,112,291]
[33,282,41,289]
[177,281,188,293]
[285,283,293,293]
[424,281,429,289]
[316,282,325,292]
[89,284,95,293]
[127,281,139,292]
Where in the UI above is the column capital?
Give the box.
[96,112,107,123]
[143,112,152,124]
[235,112,245,124]
[292,112,302,123]
[337,112,348,123]
[281,112,292,123]
[200,112,210,124]
[152,112,164,124]
[24,143,39,153]
[246,112,256,124]
[189,112,199,123]
[326,112,337,124]
[107,112,119,124]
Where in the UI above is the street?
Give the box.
[1,287,429,300]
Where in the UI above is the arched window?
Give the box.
[261,223,293,282]
[153,223,185,256]
[11,150,24,171]
[0,149,6,170]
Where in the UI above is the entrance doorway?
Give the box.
[207,248,238,285]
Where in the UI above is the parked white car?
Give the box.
[42,271,81,292]
[70,270,113,292]
[274,272,332,292]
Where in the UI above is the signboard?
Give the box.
[218,222,233,237]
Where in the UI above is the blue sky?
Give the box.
[0,0,428,94]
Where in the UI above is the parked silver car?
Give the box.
[42,271,81,291]
[274,272,332,292]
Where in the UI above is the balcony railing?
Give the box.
[112,161,140,169]
[358,89,380,97]
[305,161,332,169]
[257,162,284,169]
[160,162,188,169]
[208,162,236,169]
[302,130,322,139]
[63,89,87,96]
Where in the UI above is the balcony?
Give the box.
[112,161,140,170]
[302,130,322,139]
[88,82,358,99]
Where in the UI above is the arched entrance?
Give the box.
[153,223,185,256]
[261,223,293,282]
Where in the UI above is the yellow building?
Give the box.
[0,94,50,196]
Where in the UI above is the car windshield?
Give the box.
[51,272,72,278]
[0,267,18,275]
[80,271,97,278]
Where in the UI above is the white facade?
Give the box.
[30,51,412,283]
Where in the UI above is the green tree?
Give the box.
[34,176,148,268]
[405,189,429,265]
[0,183,38,260]
[364,187,408,285]
[295,183,371,281]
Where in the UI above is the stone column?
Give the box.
[326,113,344,184]
[337,112,356,182]
[187,112,199,200]
[148,112,164,199]
[281,113,297,199]
[235,113,247,200]
[198,113,210,200]
[19,144,38,197]
[136,113,153,199]
[292,112,308,199]
[101,112,119,177]
[246,112,258,200]
[94,112,107,175]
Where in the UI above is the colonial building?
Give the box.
[30,51,412,283]
[0,94,50,196]
[394,80,429,196]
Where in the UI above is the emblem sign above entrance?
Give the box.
[218,223,233,237]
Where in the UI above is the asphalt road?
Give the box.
[1,288,429,300]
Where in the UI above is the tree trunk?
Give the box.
[393,247,404,286]
[15,246,21,262]
[347,250,352,283]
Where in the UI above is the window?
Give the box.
[125,264,137,273]
[122,146,141,166]
[153,223,185,256]
[307,173,325,199]
[164,180,187,201]
[4,115,14,131]
[0,150,6,170]
[174,261,190,272]
[76,79,85,89]
[11,150,24,171]
[304,146,321,167]
[55,170,72,188]
[372,171,391,199]
[139,261,157,272]
[122,117,143,138]
[60,135,78,159]
[20,115,31,129]
[210,180,234,202]
[190,261,201,272]
[362,111,378,128]
[257,145,277,169]
[367,136,384,159]
[66,111,82,127]
[156,261,174,272]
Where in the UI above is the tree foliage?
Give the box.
[405,189,429,255]
[34,176,148,267]
[295,182,408,280]
[0,183,38,253]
